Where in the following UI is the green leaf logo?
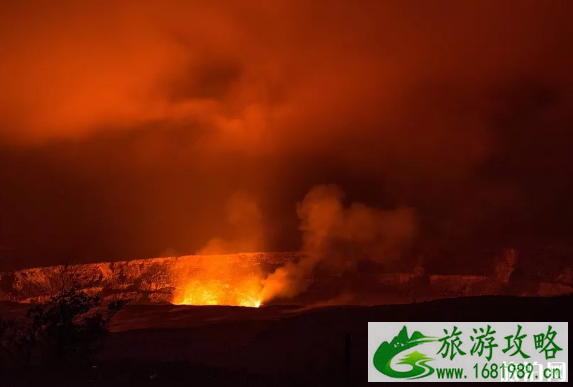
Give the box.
[373,326,437,379]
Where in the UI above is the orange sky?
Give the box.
[1,0,573,269]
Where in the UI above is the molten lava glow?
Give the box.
[172,279,262,307]
[170,255,264,307]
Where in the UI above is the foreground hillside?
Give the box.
[1,294,570,386]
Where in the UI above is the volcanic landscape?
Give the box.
[1,248,571,386]
[2,1,573,385]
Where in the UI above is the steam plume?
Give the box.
[261,185,417,302]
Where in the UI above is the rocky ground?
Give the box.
[0,294,570,386]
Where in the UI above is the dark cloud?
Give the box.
[1,0,573,270]
[165,59,243,102]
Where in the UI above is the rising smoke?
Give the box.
[261,185,417,302]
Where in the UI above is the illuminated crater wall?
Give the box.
[0,253,297,305]
[0,249,571,305]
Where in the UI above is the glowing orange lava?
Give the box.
[172,278,262,307]
[170,255,264,307]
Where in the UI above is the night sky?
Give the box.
[1,0,573,270]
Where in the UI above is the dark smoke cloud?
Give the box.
[1,0,573,270]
